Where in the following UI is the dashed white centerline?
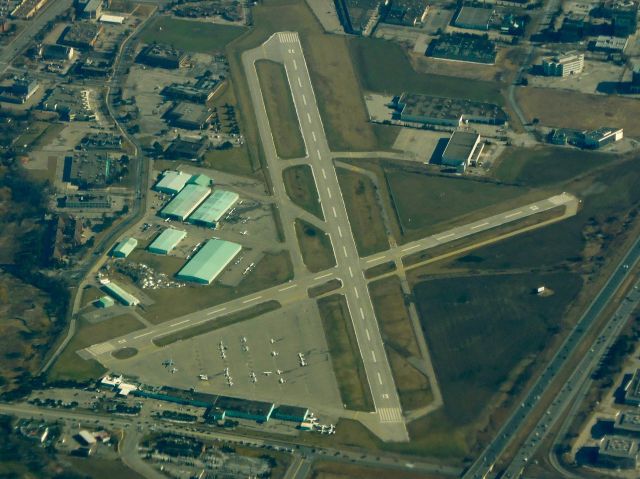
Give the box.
[354,287,359,299]
[401,244,420,253]
[134,331,153,339]
[366,255,386,263]
[377,372,383,385]
[302,94,306,105]
[191,319,209,326]
[471,222,489,230]
[505,211,522,219]
[278,284,298,292]
[371,351,377,363]
[316,149,321,159]
[338,226,343,237]
[321,168,326,179]
[365,328,371,340]
[207,307,227,316]
[348,266,354,277]
[332,207,337,218]
[326,187,332,199]
[312,131,316,142]
[293,59,297,70]
[314,272,333,280]
[297,77,302,87]
[243,296,262,304]
[360,308,365,319]
[343,246,348,257]
[307,113,312,124]
[170,319,190,328]
[436,233,454,241]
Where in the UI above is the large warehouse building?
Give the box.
[176,239,241,284]
[112,237,138,258]
[189,189,239,227]
[154,170,192,195]
[102,281,140,306]
[148,228,187,255]
[441,130,484,172]
[160,184,211,221]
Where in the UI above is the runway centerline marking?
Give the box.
[348,266,354,277]
[134,331,153,339]
[401,244,420,253]
[297,77,302,87]
[312,131,316,142]
[278,284,298,292]
[306,112,312,123]
[207,307,227,315]
[366,256,386,263]
[436,233,454,241]
[332,207,337,218]
[170,319,190,328]
[371,351,377,363]
[301,94,306,105]
[321,168,326,179]
[314,272,332,280]
[354,287,359,299]
[338,226,343,237]
[343,246,348,257]
[505,211,522,219]
[243,296,262,304]
[366,328,371,340]
[471,222,489,230]
[360,307,365,319]
[316,149,321,159]
[377,372,383,385]
[292,59,297,70]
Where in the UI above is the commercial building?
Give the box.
[176,238,241,284]
[99,14,124,24]
[61,194,111,209]
[164,102,213,130]
[102,281,140,306]
[160,184,211,221]
[148,228,187,255]
[0,75,39,103]
[162,77,220,104]
[40,87,94,121]
[272,405,309,422]
[597,436,638,469]
[453,6,493,30]
[189,189,239,227]
[63,152,114,188]
[58,22,103,49]
[582,127,623,148]
[164,137,209,162]
[154,170,192,195]
[395,93,507,127]
[624,368,640,405]
[614,411,640,437]
[441,130,484,172]
[137,44,187,69]
[591,35,629,52]
[542,52,584,77]
[216,396,274,422]
[112,237,138,258]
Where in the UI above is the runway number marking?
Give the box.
[530,205,539,211]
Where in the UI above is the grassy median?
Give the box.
[283,165,323,219]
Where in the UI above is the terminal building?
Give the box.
[188,189,239,228]
[160,184,211,221]
[154,170,193,195]
[148,228,186,255]
[440,130,484,172]
[176,238,241,284]
[111,237,137,258]
[542,52,584,77]
[394,93,507,127]
[597,436,639,469]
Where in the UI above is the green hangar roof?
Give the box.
[188,173,212,187]
[148,228,187,254]
[160,184,210,221]
[154,170,192,194]
[103,281,139,306]
[189,189,239,226]
[176,239,241,284]
[112,237,138,257]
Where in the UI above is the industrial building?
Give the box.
[591,35,629,52]
[272,405,309,422]
[102,281,140,306]
[164,136,209,162]
[176,238,241,284]
[614,411,640,437]
[160,184,211,221]
[154,170,192,195]
[188,189,239,227]
[188,174,212,187]
[164,102,213,130]
[441,130,484,172]
[0,75,39,103]
[80,0,102,19]
[542,52,584,77]
[148,228,187,255]
[137,44,187,69]
[453,6,493,30]
[597,436,638,469]
[162,77,220,104]
[582,127,623,148]
[99,14,124,24]
[395,93,507,127]
[112,237,138,258]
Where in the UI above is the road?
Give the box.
[463,234,640,478]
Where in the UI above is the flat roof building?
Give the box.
[77,430,96,446]
[165,102,213,130]
[396,93,507,127]
[162,78,220,104]
[81,0,102,19]
[164,136,209,162]
[453,6,493,30]
[582,127,623,149]
[99,14,124,24]
[272,405,309,422]
[597,436,638,469]
[176,239,241,284]
[160,184,211,221]
[543,51,584,77]
[614,411,640,437]
[216,396,274,422]
[592,35,629,52]
[112,237,137,258]
[148,228,187,255]
[189,189,239,227]
[441,130,484,172]
[58,22,103,49]
[154,170,192,195]
[95,296,115,308]
[624,368,640,406]
[102,281,139,306]
[137,43,187,69]
[41,43,74,61]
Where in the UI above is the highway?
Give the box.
[463,234,640,478]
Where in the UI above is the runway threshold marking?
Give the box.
[471,222,489,230]
[134,331,154,339]
[207,307,227,316]
[314,272,333,280]
[243,296,262,304]
[505,210,522,219]
[170,319,190,328]
[278,284,297,292]
[401,244,420,253]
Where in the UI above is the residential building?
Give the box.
[597,436,638,469]
[542,52,584,77]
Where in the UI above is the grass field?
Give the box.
[515,87,640,136]
[364,260,396,279]
[385,169,531,239]
[317,295,374,411]
[295,219,336,273]
[13,122,64,149]
[310,460,444,479]
[308,279,342,298]
[350,37,505,105]
[153,301,281,346]
[336,169,389,256]
[493,146,614,187]
[256,60,306,159]
[369,276,433,411]
[203,146,255,177]
[413,272,582,425]
[66,458,146,479]
[283,165,323,219]
[48,315,144,382]
[141,251,293,323]
[140,16,247,54]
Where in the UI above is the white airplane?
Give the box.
[199,374,208,381]
[241,336,247,343]
[271,351,279,357]
[278,377,286,384]
[298,353,307,367]
[163,359,174,367]
[250,372,257,383]
[170,367,178,374]
[263,371,272,376]
[270,338,275,344]
[227,380,233,387]
[276,369,283,375]
[224,367,230,377]
[221,351,226,359]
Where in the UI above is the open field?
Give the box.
[493,146,615,187]
[283,165,323,219]
[515,87,640,136]
[317,295,374,411]
[140,16,247,54]
[413,272,582,426]
[203,146,255,177]
[66,458,146,479]
[140,251,293,323]
[48,315,144,382]
[369,276,432,411]
[310,460,445,479]
[153,301,281,346]
[336,169,389,257]
[364,260,396,279]
[256,60,306,159]
[13,122,64,149]
[295,219,336,273]
[385,169,531,238]
[350,37,505,105]
[308,279,342,298]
